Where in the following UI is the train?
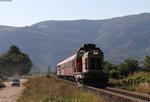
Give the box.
[56,44,109,87]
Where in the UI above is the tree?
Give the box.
[103,61,112,73]
[104,61,119,79]
[0,45,32,76]
[143,55,150,71]
[46,66,51,78]
[8,45,21,54]
[118,58,140,77]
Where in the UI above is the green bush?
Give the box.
[46,73,51,78]
[109,69,119,79]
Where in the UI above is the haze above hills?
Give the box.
[0,13,150,70]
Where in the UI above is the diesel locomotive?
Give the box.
[56,44,109,87]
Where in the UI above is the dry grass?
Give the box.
[17,78,105,102]
[127,85,150,94]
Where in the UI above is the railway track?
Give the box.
[84,86,150,102]
[106,87,150,102]
[57,78,150,102]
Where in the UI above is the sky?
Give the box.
[0,0,150,27]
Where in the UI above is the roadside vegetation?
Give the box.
[0,75,5,88]
[104,55,150,94]
[109,72,150,94]
[0,82,5,88]
[17,78,105,102]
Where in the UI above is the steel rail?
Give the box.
[106,87,150,102]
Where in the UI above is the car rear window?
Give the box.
[12,78,20,82]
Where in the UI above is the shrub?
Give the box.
[121,72,150,86]
[0,82,5,88]
[46,73,51,78]
[109,69,119,79]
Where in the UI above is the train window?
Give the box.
[78,50,85,57]
[67,62,72,68]
[57,65,60,69]
[85,58,88,70]
[67,62,69,68]
[71,62,73,67]
[67,62,70,68]
[69,62,71,67]
[69,62,70,67]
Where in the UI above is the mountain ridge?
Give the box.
[0,13,150,70]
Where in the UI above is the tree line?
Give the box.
[104,56,150,79]
[0,45,32,76]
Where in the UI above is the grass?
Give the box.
[20,75,40,79]
[109,72,150,94]
[17,78,105,102]
[20,72,54,79]
[126,85,150,95]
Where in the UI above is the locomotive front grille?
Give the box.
[89,57,101,70]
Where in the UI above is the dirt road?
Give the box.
[0,79,28,102]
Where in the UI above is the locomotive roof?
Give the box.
[57,54,76,66]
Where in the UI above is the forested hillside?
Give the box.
[0,13,150,70]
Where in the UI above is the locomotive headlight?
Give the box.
[93,51,98,55]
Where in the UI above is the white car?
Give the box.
[11,78,20,87]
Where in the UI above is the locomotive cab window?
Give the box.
[78,50,86,57]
